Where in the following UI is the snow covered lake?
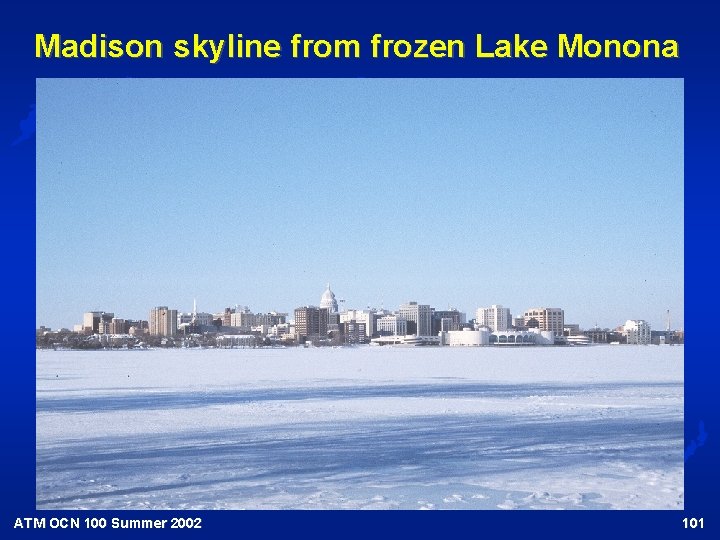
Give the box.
[36,346,683,510]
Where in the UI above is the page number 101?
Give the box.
[683,518,704,529]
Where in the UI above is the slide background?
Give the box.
[2,1,715,536]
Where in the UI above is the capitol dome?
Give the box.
[320,283,339,313]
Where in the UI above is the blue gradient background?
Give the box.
[2,1,716,537]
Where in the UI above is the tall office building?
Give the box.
[432,309,466,334]
[149,306,178,337]
[219,307,235,327]
[82,311,114,334]
[230,307,256,330]
[108,318,127,335]
[398,301,432,336]
[294,306,329,342]
[82,312,101,333]
[339,321,367,344]
[523,307,565,336]
[476,305,511,332]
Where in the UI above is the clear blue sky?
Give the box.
[36,78,683,330]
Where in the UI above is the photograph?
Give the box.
[35,78,683,510]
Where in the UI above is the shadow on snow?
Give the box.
[36,381,682,413]
[37,410,682,508]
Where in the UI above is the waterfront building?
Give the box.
[431,308,466,334]
[108,318,127,335]
[398,301,432,336]
[440,328,491,346]
[476,305,511,332]
[294,306,329,342]
[178,312,214,327]
[216,334,255,348]
[97,319,110,335]
[255,312,288,326]
[371,334,440,346]
[512,315,526,329]
[82,311,114,334]
[490,329,555,345]
[82,312,101,333]
[376,315,408,336]
[566,334,592,345]
[523,307,565,336]
[149,306,178,337]
[269,323,292,338]
[230,309,287,330]
[563,323,581,336]
[215,307,234,327]
[583,328,623,344]
[623,319,652,345]
[340,309,376,337]
[128,325,146,337]
[230,307,255,330]
[340,320,367,344]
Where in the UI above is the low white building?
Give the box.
[269,323,291,337]
[178,312,214,327]
[567,334,592,345]
[489,329,555,345]
[440,328,490,346]
[371,335,440,346]
[216,334,255,348]
[376,315,407,336]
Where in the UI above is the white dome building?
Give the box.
[320,284,339,313]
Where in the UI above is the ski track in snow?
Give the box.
[36,346,683,510]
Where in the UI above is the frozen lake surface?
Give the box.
[36,346,683,510]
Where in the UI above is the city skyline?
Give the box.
[44,289,680,335]
[39,290,679,349]
[37,78,684,330]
